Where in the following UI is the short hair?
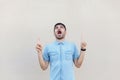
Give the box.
[54,23,66,31]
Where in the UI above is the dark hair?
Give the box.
[54,23,66,31]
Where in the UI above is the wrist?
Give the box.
[81,48,86,51]
[38,52,42,56]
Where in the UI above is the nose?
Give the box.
[57,27,61,30]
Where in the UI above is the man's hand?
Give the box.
[36,38,42,54]
[81,33,87,49]
[81,41,87,49]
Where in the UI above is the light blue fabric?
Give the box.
[43,41,80,80]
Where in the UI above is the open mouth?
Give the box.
[57,31,62,34]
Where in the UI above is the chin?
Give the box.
[56,37,64,40]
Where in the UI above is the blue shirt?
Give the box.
[43,41,80,80]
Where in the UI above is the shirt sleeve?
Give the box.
[73,43,80,60]
[42,46,50,62]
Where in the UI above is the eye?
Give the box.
[55,26,58,29]
[60,26,64,28]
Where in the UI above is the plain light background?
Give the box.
[0,0,120,80]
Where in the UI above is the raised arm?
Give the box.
[74,41,87,68]
[36,39,49,70]
[74,33,87,68]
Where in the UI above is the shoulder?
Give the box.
[43,42,57,52]
[44,42,55,48]
[65,41,76,46]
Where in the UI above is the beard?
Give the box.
[56,36,64,40]
[55,34,65,40]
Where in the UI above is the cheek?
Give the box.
[62,30,66,33]
[54,30,57,33]
[54,31,57,35]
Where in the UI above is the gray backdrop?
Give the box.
[0,0,120,80]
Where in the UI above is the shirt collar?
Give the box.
[54,40,66,45]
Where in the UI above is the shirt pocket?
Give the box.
[49,52,58,62]
[65,51,73,61]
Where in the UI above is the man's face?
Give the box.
[54,25,66,40]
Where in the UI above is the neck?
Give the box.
[56,38,65,42]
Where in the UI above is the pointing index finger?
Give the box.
[37,37,41,45]
[81,32,84,42]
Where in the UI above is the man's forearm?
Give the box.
[77,51,86,67]
[38,53,48,70]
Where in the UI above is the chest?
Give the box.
[47,45,74,62]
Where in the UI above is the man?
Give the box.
[36,23,87,80]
